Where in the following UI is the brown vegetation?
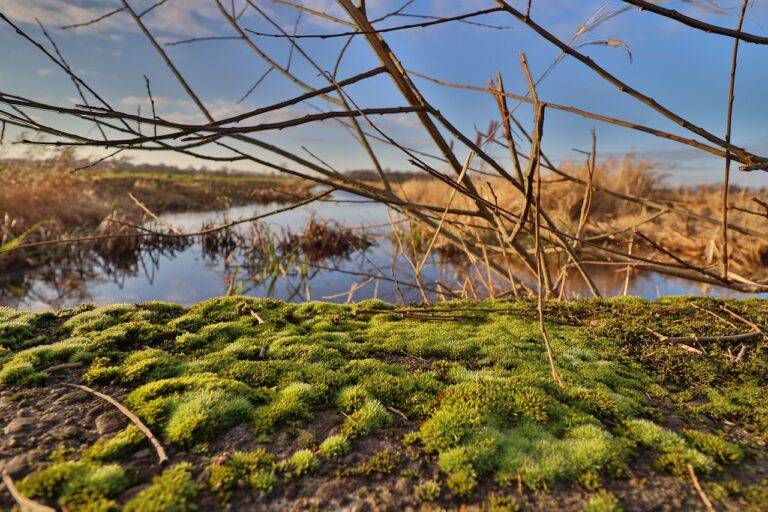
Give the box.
[398,156,768,283]
[0,151,312,270]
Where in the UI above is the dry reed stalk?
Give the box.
[520,51,564,387]
[721,0,750,279]
[416,151,475,274]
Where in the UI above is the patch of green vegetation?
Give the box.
[583,491,622,512]
[682,429,743,464]
[342,399,392,439]
[625,419,714,475]
[318,434,349,458]
[345,449,401,476]
[485,493,520,512]
[124,463,198,512]
[277,449,318,479]
[84,425,146,462]
[208,449,276,493]
[3,297,767,509]
[414,480,441,502]
[18,460,126,511]
[125,373,267,445]
[0,338,88,385]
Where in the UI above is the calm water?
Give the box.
[1,191,754,311]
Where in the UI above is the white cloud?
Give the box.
[36,67,53,77]
[0,0,220,37]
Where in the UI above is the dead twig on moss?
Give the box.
[2,470,55,512]
[718,305,763,335]
[63,383,168,465]
[519,51,564,388]
[687,464,716,512]
[645,327,761,351]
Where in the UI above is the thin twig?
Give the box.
[63,383,168,465]
[2,471,55,512]
[687,464,716,512]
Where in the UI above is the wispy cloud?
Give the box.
[0,0,220,37]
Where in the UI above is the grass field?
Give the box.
[0,296,766,511]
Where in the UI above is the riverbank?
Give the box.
[0,297,766,510]
[0,155,313,271]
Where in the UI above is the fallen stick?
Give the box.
[645,328,703,354]
[63,383,168,465]
[645,327,761,346]
[719,305,763,334]
[2,470,55,512]
[687,464,716,512]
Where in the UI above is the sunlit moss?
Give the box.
[625,419,714,475]
[4,296,767,507]
[682,429,743,465]
[208,449,276,493]
[341,398,392,438]
[277,449,318,479]
[253,382,316,434]
[18,461,126,511]
[124,463,198,512]
[318,434,349,458]
[0,337,88,385]
[414,480,441,502]
[583,491,622,512]
[84,425,145,462]
[126,373,267,445]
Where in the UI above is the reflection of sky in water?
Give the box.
[5,191,764,311]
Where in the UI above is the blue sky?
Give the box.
[1,0,767,186]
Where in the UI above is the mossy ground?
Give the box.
[0,296,766,511]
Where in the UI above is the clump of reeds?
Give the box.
[398,156,768,281]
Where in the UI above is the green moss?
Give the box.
[278,449,318,479]
[84,425,145,462]
[4,297,767,507]
[208,449,276,493]
[165,388,254,446]
[318,434,349,458]
[336,384,371,413]
[124,463,198,512]
[0,337,88,385]
[346,449,400,476]
[253,382,316,434]
[583,491,622,512]
[125,373,266,445]
[682,429,743,464]
[485,493,520,512]
[625,419,715,475]
[414,480,441,502]
[19,461,126,511]
[341,399,392,438]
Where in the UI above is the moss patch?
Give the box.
[2,296,766,510]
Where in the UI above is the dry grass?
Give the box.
[0,151,312,270]
[398,156,768,279]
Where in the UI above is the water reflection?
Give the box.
[0,191,758,311]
